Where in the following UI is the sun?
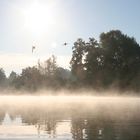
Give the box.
[23,1,55,35]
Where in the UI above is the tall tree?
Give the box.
[0,68,6,87]
[15,67,42,90]
[70,38,86,82]
[100,30,140,88]
[38,55,57,77]
[70,30,140,91]
[84,38,103,86]
[8,71,17,83]
[45,55,57,76]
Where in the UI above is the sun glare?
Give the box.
[23,2,55,35]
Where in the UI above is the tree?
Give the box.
[84,38,103,86]
[0,68,6,87]
[38,55,57,77]
[70,38,86,82]
[38,55,62,89]
[70,38,102,86]
[15,67,42,90]
[100,30,140,88]
[8,71,18,87]
[45,55,57,77]
[70,30,140,91]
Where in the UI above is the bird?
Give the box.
[63,42,68,46]
[32,46,36,53]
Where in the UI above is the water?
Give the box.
[0,96,140,140]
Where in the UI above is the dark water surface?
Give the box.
[0,96,140,140]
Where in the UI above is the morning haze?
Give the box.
[0,0,140,140]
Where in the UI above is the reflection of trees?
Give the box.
[84,119,115,140]
[20,109,58,137]
[71,118,85,140]
[71,115,140,140]
[85,119,101,140]
[1,104,140,140]
[19,106,140,140]
[71,117,106,140]
[35,115,57,138]
[0,108,5,123]
[18,108,68,137]
[43,119,56,135]
[112,123,140,140]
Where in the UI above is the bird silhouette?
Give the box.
[63,42,68,46]
[32,46,36,53]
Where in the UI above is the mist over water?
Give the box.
[0,93,140,140]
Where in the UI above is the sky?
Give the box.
[0,0,140,75]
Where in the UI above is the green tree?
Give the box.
[0,68,6,87]
[38,55,57,77]
[45,55,57,77]
[8,71,18,87]
[100,30,140,88]
[15,67,42,90]
[70,38,86,82]
[84,38,103,86]
[38,55,62,89]
[70,30,140,91]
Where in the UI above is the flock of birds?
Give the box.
[32,42,68,53]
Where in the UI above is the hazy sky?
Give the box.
[0,0,140,75]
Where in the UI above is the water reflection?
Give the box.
[0,97,140,139]
[2,113,22,125]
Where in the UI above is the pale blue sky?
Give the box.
[0,0,140,75]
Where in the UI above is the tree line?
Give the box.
[1,30,140,93]
[0,55,72,91]
[71,30,140,92]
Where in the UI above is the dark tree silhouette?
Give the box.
[8,71,17,87]
[0,68,6,87]
[14,67,42,90]
[70,30,140,91]
[70,38,86,82]
[100,30,140,89]
[1,30,140,92]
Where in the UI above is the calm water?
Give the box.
[0,96,140,140]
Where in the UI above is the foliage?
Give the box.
[7,55,71,91]
[0,68,6,87]
[70,38,86,82]
[38,55,57,77]
[8,71,17,86]
[14,67,42,90]
[1,30,140,92]
[70,30,140,91]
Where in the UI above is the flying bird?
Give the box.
[32,46,36,53]
[63,42,68,46]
